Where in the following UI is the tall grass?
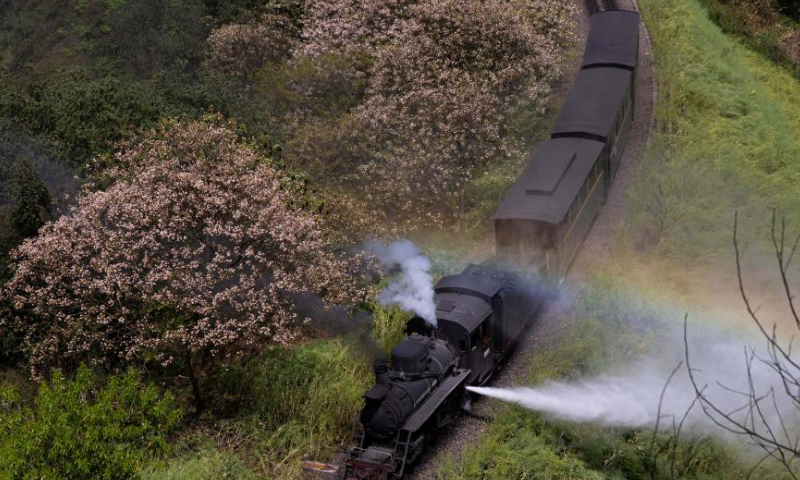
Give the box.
[694,0,800,78]
[370,303,411,353]
[141,339,372,479]
[139,449,256,480]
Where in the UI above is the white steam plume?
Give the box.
[366,240,437,326]
[467,324,800,442]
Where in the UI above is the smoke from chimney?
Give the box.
[366,239,437,327]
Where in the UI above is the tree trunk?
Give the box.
[185,347,205,414]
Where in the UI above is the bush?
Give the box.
[7,159,50,239]
[0,365,182,480]
[0,71,164,166]
[207,15,295,82]
[202,340,370,478]
[139,448,257,480]
[202,0,305,26]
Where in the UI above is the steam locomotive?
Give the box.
[343,10,641,480]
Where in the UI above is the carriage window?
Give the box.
[470,330,479,349]
[459,338,466,352]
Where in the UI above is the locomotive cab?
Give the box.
[432,265,542,385]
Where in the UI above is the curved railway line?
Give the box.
[308,0,658,478]
[402,0,658,478]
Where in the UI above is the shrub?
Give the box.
[36,72,163,164]
[203,0,305,26]
[207,14,295,82]
[7,159,50,239]
[0,365,182,480]
[202,340,370,478]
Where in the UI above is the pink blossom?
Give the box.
[1,119,370,378]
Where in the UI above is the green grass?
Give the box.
[196,339,371,479]
[151,301,407,480]
[139,448,257,480]
[626,0,800,259]
[370,303,411,353]
[694,0,800,78]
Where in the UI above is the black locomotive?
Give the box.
[346,264,543,479]
[344,10,641,480]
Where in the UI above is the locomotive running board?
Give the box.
[402,369,470,434]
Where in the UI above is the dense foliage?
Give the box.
[696,0,800,76]
[7,160,50,240]
[206,14,296,82]
[0,365,181,479]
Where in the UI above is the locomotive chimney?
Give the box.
[374,353,389,386]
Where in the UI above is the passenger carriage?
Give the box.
[493,10,640,284]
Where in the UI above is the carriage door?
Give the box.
[472,318,494,382]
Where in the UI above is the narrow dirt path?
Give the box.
[406,1,656,477]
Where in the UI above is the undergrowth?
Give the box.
[144,302,408,480]
[0,365,182,480]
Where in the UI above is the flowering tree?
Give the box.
[300,0,416,57]
[1,119,368,410]
[297,0,574,232]
[357,0,574,231]
[207,14,296,82]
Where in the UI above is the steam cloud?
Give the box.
[366,240,437,326]
[467,323,800,442]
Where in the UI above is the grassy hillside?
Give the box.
[627,0,800,259]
